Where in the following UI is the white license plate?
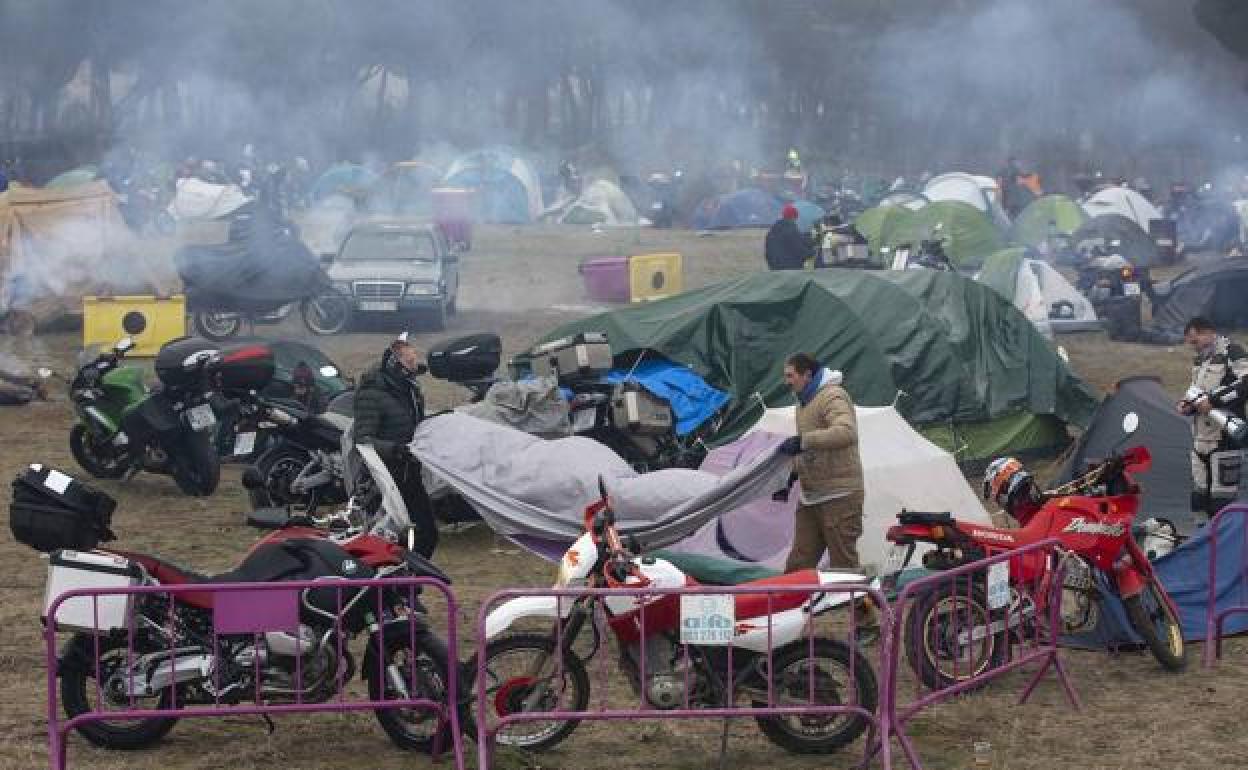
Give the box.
[359,301,397,312]
[186,403,216,432]
[233,431,257,456]
[572,407,597,432]
[883,544,908,575]
[1123,282,1141,296]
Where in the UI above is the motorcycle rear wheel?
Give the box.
[69,424,128,479]
[192,311,243,340]
[60,634,179,749]
[1124,579,1187,671]
[301,294,351,335]
[904,581,1008,692]
[247,446,313,510]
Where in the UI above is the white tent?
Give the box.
[923,172,1010,228]
[977,257,1100,336]
[669,405,992,574]
[1082,187,1162,230]
[544,179,639,226]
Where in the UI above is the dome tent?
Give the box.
[977,248,1099,335]
[1010,194,1088,248]
[538,270,1099,460]
[443,146,543,224]
[880,200,1005,268]
[1145,258,1248,344]
[1072,213,1159,267]
[1082,186,1162,231]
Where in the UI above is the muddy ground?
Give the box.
[0,225,1244,769]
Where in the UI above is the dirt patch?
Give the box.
[0,225,1244,769]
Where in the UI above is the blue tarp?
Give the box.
[1063,502,1248,648]
[603,360,731,435]
[309,163,379,202]
[692,189,823,233]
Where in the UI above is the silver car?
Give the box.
[326,221,459,330]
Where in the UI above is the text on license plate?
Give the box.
[1123,282,1141,296]
[233,431,257,456]
[884,544,908,574]
[360,301,397,312]
[187,404,216,432]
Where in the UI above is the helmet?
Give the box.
[983,456,1035,511]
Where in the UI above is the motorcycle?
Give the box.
[68,336,234,497]
[49,445,465,753]
[645,170,683,228]
[241,391,355,512]
[888,238,954,272]
[882,412,1187,692]
[474,481,877,754]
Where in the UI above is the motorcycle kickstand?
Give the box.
[261,713,276,735]
[717,718,731,770]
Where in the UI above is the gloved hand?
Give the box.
[778,436,803,456]
[771,487,790,502]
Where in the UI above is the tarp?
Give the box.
[309,163,380,203]
[1057,377,1194,533]
[977,248,1099,335]
[1072,213,1159,267]
[1146,258,1248,343]
[922,172,1010,228]
[1083,186,1163,231]
[410,412,791,551]
[455,378,571,437]
[0,181,172,321]
[1010,194,1087,248]
[603,360,730,436]
[880,200,1005,268]
[166,177,251,222]
[548,179,639,226]
[668,406,992,573]
[538,271,1099,447]
[444,147,543,224]
[692,188,781,230]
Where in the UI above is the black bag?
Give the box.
[10,465,117,552]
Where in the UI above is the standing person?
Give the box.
[1177,317,1248,520]
[775,353,865,572]
[764,203,812,271]
[352,333,438,558]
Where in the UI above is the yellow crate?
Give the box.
[83,295,187,356]
[628,252,683,303]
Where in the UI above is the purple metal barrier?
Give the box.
[45,576,464,770]
[877,538,1079,769]
[1204,503,1248,668]
[474,582,891,770]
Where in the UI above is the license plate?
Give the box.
[1123,282,1141,296]
[883,544,908,575]
[359,301,397,312]
[186,403,216,432]
[572,407,596,432]
[233,431,257,456]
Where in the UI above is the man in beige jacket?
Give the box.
[776,352,865,572]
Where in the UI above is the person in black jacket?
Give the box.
[352,333,438,557]
[764,203,812,271]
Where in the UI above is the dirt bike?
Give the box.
[883,412,1186,691]
[47,446,465,753]
[475,481,877,755]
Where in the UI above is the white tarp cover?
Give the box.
[544,179,639,225]
[410,411,791,549]
[1082,187,1162,230]
[166,177,251,221]
[668,405,991,573]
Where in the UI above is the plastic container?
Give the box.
[83,295,187,357]
[580,256,632,303]
[628,252,683,303]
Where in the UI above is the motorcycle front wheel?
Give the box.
[69,424,129,479]
[1124,578,1187,671]
[192,311,243,340]
[169,430,221,497]
[367,624,474,753]
[472,633,590,751]
[301,293,351,335]
[60,634,179,749]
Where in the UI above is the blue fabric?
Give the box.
[1062,503,1248,647]
[603,361,730,435]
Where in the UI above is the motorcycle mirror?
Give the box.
[1122,412,1140,436]
[116,336,135,353]
[319,365,339,378]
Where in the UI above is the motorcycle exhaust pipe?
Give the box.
[120,650,213,697]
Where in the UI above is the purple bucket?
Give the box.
[579,256,631,303]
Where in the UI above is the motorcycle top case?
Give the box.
[530,332,612,383]
[610,381,674,435]
[214,342,276,392]
[10,464,116,552]
[154,336,221,388]
[427,332,501,382]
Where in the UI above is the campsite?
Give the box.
[0,223,1244,769]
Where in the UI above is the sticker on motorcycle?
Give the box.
[186,403,217,432]
[1123,282,1141,297]
[680,594,734,645]
[233,431,257,456]
[43,469,73,495]
[987,561,1011,610]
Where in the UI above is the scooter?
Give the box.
[475,481,877,754]
[882,412,1186,692]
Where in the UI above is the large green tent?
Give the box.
[540,270,1098,460]
[1010,194,1087,247]
[879,200,1004,268]
[853,204,913,265]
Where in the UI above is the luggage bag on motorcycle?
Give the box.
[9,464,117,552]
[610,381,674,435]
[215,342,276,392]
[427,333,501,382]
[530,332,612,383]
[155,336,220,388]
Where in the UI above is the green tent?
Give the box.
[45,166,100,188]
[853,204,913,265]
[976,247,1028,300]
[1010,194,1087,248]
[539,270,1098,460]
[880,200,1005,268]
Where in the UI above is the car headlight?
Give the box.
[331,281,351,294]
[406,283,438,296]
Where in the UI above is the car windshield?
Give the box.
[340,230,435,261]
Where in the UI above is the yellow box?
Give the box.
[628,252,683,303]
[83,295,187,356]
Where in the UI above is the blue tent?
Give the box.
[693,189,823,232]
[309,163,379,202]
[443,147,542,224]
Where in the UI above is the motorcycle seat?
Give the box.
[897,511,954,526]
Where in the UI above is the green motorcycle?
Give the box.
[68,336,223,497]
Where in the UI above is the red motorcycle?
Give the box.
[50,446,461,753]
[883,413,1186,690]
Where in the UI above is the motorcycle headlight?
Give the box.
[406,283,438,296]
